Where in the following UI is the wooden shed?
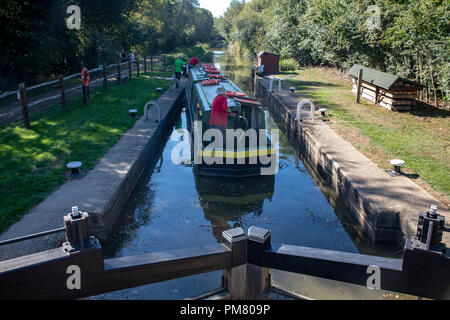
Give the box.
[258,51,280,75]
[349,64,424,111]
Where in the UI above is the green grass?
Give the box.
[282,68,450,203]
[0,72,171,233]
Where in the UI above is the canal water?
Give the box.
[94,48,403,300]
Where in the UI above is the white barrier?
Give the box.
[269,78,281,92]
[296,99,315,122]
[144,101,161,122]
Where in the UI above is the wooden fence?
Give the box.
[0,55,170,127]
[0,210,448,300]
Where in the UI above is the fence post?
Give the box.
[222,228,247,300]
[356,68,363,103]
[151,55,153,73]
[163,55,166,72]
[136,58,140,77]
[81,69,90,105]
[144,56,147,73]
[128,60,132,80]
[102,64,107,90]
[117,62,121,85]
[19,83,31,129]
[246,226,271,299]
[60,76,66,111]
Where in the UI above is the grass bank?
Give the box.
[0,72,171,233]
[281,68,450,207]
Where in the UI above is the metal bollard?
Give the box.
[63,206,89,251]
[402,206,449,298]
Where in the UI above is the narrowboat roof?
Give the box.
[190,66,248,111]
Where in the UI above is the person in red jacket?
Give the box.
[210,86,235,141]
[189,56,199,66]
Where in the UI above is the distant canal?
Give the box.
[94,48,402,300]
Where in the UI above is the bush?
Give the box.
[164,45,213,69]
[279,58,300,71]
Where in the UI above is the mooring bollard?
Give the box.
[222,228,246,300]
[390,159,405,173]
[67,161,82,177]
[129,109,138,118]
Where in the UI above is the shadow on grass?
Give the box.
[0,75,170,234]
[408,101,450,118]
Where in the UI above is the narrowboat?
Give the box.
[186,64,276,177]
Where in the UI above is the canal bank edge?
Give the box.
[0,83,185,260]
[256,77,450,246]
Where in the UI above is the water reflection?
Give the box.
[194,175,274,242]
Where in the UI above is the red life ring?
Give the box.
[205,69,220,74]
[201,79,221,86]
[81,68,90,87]
[208,74,224,79]
[202,64,215,69]
[225,91,246,98]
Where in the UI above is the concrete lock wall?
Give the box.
[256,77,449,246]
[0,86,186,261]
[87,91,185,240]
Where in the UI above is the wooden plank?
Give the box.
[136,58,140,77]
[354,83,418,98]
[128,60,132,79]
[60,76,66,111]
[258,243,448,299]
[380,101,412,111]
[353,88,416,105]
[102,64,107,90]
[0,243,231,299]
[19,83,31,129]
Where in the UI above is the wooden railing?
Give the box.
[0,211,448,300]
[0,55,171,127]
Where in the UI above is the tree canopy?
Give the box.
[215,0,449,104]
[0,0,218,90]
